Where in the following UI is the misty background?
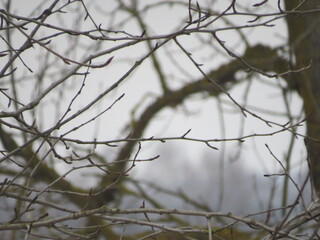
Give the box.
[0,0,312,236]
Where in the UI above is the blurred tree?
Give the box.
[0,0,320,239]
[285,0,320,192]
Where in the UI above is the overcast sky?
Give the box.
[0,0,310,219]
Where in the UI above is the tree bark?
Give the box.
[285,0,320,192]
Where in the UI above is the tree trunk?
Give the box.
[285,0,320,192]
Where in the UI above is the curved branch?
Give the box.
[98,44,289,203]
